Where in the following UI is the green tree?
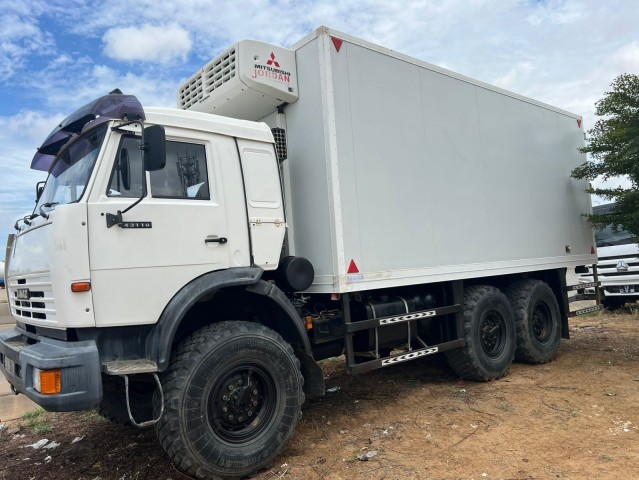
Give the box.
[571,73,639,234]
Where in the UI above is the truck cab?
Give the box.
[2,93,291,408]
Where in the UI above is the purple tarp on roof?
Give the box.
[31,93,145,172]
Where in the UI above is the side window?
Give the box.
[150,141,210,199]
[107,137,210,200]
[107,136,145,198]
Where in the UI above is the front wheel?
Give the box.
[155,321,305,480]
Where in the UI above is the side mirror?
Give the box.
[142,125,166,172]
[119,149,131,190]
[35,181,45,203]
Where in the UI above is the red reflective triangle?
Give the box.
[331,36,343,52]
[347,259,359,274]
[577,118,582,128]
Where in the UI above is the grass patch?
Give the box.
[23,408,54,434]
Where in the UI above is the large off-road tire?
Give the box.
[504,280,562,364]
[155,321,305,480]
[98,374,155,427]
[445,285,516,381]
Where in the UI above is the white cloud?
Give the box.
[0,110,59,242]
[17,57,179,112]
[0,110,65,156]
[102,23,192,64]
[527,0,584,26]
[494,62,536,90]
[68,66,175,109]
[610,40,639,72]
[0,13,54,78]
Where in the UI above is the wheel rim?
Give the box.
[531,302,552,344]
[207,363,277,444]
[479,311,507,358]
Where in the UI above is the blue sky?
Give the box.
[1,0,638,250]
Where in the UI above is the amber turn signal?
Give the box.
[71,282,91,292]
[33,368,61,395]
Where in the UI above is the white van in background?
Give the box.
[580,203,639,309]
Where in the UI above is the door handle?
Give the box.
[205,237,228,244]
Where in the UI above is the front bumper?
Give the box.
[0,327,102,411]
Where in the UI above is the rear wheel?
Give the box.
[155,321,304,480]
[504,280,561,364]
[445,285,516,381]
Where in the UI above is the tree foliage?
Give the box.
[571,74,639,234]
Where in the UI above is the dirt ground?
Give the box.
[1,309,638,480]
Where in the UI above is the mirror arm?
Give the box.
[110,119,141,134]
[106,121,148,228]
[106,211,123,228]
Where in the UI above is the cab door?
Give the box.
[86,129,250,327]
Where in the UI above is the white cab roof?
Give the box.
[145,107,274,143]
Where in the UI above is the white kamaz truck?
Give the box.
[1,26,597,479]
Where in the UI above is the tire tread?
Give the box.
[503,279,561,364]
[445,285,516,381]
[155,321,304,480]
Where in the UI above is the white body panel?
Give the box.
[271,27,594,293]
[6,204,94,328]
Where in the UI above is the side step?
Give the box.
[102,359,158,375]
[102,360,163,428]
[348,339,464,375]
[569,304,602,317]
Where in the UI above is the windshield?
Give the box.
[595,224,636,247]
[35,123,108,212]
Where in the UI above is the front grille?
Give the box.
[606,285,638,294]
[178,46,237,110]
[8,274,56,322]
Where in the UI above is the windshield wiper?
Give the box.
[39,201,59,220]
[14,213,38,231]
